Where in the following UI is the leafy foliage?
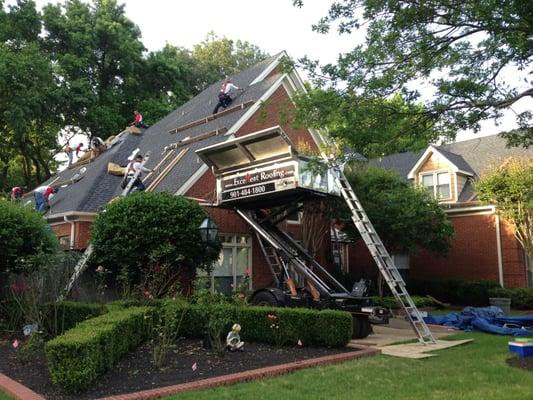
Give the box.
[489,287,533,310]
[343,165,454,255]
[0,199,57,274]
[90,193,221,291]
[475,157,533,269]
[293,0,533,147]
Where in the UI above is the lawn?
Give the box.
[163,332,532,400]
[0,391,12,400]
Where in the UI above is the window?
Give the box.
[58,236,71,250]
[421,171,451,200]
[209,234,252,294]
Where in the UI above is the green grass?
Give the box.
[163,333,532,400]
[0,391,13,400]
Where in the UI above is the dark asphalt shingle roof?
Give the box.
[42,52,284,215]
[369,134,533,201]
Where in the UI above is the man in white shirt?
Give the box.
[213,78,243,114]
[125,154,151,192]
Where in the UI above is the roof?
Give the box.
[369,134,533,201]
[40,52,287,216]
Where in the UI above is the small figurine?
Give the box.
[226,323,244,351]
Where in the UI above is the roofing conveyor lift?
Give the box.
[197,126,436,343]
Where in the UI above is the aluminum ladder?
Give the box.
[332,166,436,344]
[121,151,152,196]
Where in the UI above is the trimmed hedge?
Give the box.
[371,295,436,309]
[163,301,353,347]
[488,287,533,310]
[43,301,104,337]
[407,278,500,306]
[45,306,153,392]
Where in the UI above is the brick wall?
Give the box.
[345,211,529,288]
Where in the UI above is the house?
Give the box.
[39,51,330,294]
[343,136,533,288]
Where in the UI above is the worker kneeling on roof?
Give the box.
[213,77,243,114]
[125,154,152,192]
[34,185,58,213]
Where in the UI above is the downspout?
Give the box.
[494,208,504,287]
[64,216,76,250]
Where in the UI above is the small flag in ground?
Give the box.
[297,339,303,347]
[192,362,198,371]
[12,339,19,349]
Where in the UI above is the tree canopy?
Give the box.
[0,0,267,193]
[342,165,454,255]
[476,157,533,269]
[293,0,533,148]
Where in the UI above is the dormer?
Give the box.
[407,146,474,203]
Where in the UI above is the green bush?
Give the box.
[42,301,104,337]
[489,287,533,310]
[90,193,221,291]
[45,307,153,392]
[371,295,436,309]
[407,278,500,306]
[0,200,57,274]
[163,301,352,347]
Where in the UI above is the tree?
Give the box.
[476,157,533,271]
[293,0,533,147]
[42,0,145,138]
[193,32,269,90]
[90,193,221,295]
[293,90,439,158]
[0,199,57,274]
[0,0,62,189]
[342,165,454,255]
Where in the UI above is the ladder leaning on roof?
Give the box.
[329,162,436,344]
[60,151,153,300]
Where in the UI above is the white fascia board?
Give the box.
[46,211,97,220]
[176,164,209,196]
[407,146,472,179]
[444,205,495,214]
[250,51,288,86]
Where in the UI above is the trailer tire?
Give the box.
[352,315,372,339]
[251,290,279,307]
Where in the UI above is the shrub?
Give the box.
[42,301,104,337]
[371,295,436,309]
[0,200,57,274]
[407,278,500,306]
[163,301,352,347]
[489,287,533,310]
[46,307,153,392]
[90,192,221,296]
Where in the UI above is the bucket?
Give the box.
[489,297,511,315]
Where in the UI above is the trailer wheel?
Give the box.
[251,291,279,307]
[352,315,372,339]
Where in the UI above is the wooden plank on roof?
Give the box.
[145,148,189,192]
[168,100,254,134]
[164,127,228,153]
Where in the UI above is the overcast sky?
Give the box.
[22,0,533,143]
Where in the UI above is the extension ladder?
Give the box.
[331,165,436,344]
[121,151,152,196]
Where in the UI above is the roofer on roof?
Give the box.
[130,111,149,129]
[213,77,243,114]
[64,143,74,167]
[75,143,84,158]
[10,186,24,201]
[34,185,58,213]
[91,136,107,156]
[125,154,152,193]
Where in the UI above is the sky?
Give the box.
[24,0,533,144]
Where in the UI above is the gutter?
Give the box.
[495,211,504,287]
[63,215,76,250]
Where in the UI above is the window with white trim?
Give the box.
[421,171,451,200]
[209,234,252,294]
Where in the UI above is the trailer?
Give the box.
[197,126,392,338]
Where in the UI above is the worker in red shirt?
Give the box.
[34,185,58,213]
[130,111,149,129]
[10,186,24,201]
[75,143,84,158]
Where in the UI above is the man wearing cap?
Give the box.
[34,185,58,213]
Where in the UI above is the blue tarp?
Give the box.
[424,306,533,337]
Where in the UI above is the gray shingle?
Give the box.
[42,53,284,215]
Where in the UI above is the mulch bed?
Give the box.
[0,338,353,400]
[506,356,533,371]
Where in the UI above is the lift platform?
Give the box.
[197,126,435,343]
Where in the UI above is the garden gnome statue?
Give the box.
[226,323,244,351]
